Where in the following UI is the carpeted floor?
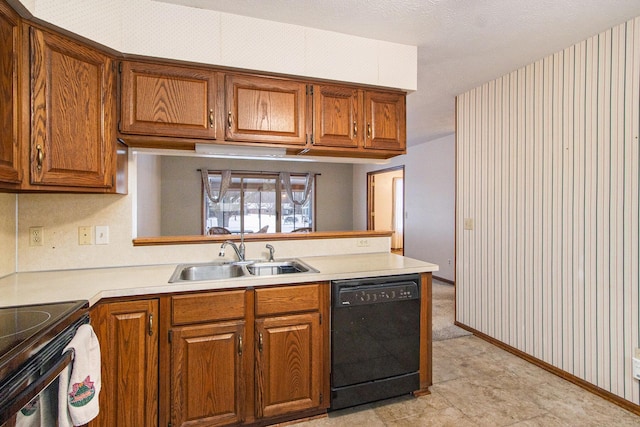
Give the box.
[432,279,472,341]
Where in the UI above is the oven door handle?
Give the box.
[4,350,73,421]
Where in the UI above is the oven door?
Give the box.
[0,314,89,427]
[0,350,72,427]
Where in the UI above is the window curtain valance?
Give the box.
[201,169,232,203]
[279,172,313,206]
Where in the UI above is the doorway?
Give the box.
[367,166,405,255]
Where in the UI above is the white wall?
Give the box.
[457,17,640,405]
[20,0,417,91]
[136,154,162,237]
[354,134,455,280]
[0,194,16,278]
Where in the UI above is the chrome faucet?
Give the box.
[219,240,245,261]
[265,244,275,262]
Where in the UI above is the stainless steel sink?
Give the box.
[170,262,247,282]
[169,259,317,282]
[246,260,317,276]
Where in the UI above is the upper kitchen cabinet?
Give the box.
[363,90,406,152]
[0,2,21,184]
[311,85,361,149]
[225,74,307,146]
[28,26,122,191]
[120,61,219,141]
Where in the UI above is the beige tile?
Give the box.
[384,406,477,426]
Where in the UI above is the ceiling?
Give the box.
[160,0,640,146]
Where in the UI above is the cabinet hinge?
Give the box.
[320,392,323,404]
[306,84,314,96]
[117,120,121,132]
[310,134,314,145]
[168,330,173,343]
[319,313,322,324]
[118,62,123,73]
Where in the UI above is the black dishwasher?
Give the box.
[330,274,421,410]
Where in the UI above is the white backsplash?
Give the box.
[0,194,16,277]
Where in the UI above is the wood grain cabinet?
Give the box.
[29,26,118,189]
[169,290,246,427]
[0,1,21,184]
[89,299,159,427]
[311,85,361,149]
[120,61,218,140]
[254,284,326,419]
[167,284,328,426]
[311,84,406,154]
[363,90,406,151]
[225,74,307,145]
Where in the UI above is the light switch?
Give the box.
[95,225,109,245]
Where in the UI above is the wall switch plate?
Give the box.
[464,218,474,230]
[78,226,93,245]
[29,227,44,246]
[95,225,109,245]
[633,348,640,380]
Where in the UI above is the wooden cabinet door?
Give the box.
[225,74,307,145]
[171,321,245,427]
[312,85,361,148]
[30,27,115,188]
[120,61,217,139]
[255,313,322,419]
[89,299,159,427]
[0,1,21,184]
[363,90,406,151]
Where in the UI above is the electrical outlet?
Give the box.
[357,239,370,247]
[78,226,93,245]
[95,225,109,245]
[29,227,44,246]
[448,259,452,265]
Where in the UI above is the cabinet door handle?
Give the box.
[227,111,232,128]
[353,121,357,138]
[238,335,243,355]
[209,109,214,128]
[36,144,43,171]
[148,313,153,336]
[258,333,263,353]
[367,123,372,138]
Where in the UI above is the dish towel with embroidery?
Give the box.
[57,324,101,427]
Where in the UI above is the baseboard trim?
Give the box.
[454,321,640,417]
[433,275,454,285]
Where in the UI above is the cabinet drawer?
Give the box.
[255,284,320,317]
[172,290,245,325]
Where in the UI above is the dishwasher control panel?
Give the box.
[336,281,419,306]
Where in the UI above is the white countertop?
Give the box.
[0,253,438,308]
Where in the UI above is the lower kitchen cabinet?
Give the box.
[167,283,329,426]
[170,321,246,426]
[89,299,159,427]
[255,312,322,418]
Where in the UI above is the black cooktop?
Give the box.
[0,301,88,381]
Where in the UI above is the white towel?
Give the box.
[58,324,101,427]
[15,395,41,427]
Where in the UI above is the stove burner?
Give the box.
[0,310,52,340]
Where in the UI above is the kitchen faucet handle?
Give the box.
[265,244,275,262]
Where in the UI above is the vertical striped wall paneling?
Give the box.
[456,16,640,404]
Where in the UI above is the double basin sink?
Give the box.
[169,259,318,283]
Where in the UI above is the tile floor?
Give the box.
[295,335,640,426]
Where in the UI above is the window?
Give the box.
[203,171,314,234]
